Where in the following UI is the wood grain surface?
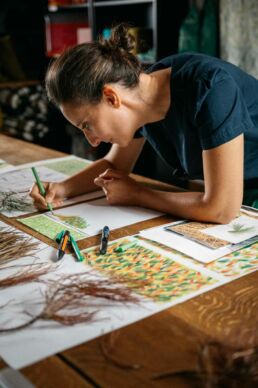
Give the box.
[0,133,257,387]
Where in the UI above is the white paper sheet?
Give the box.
[140,222,258,263]
[0,166,66,217]
[202,215,258,244]
[0,156,104,217]
[0,223,225,370]
[15,155,90,171]
[0,166,66,192]
[0,159,14,174]
[47,197,163,237]
[241,205,258,216]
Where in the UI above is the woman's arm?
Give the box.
[96,134,243,224]
[62,137,145,197]
[137,134,243,223]
[30,137,145,208]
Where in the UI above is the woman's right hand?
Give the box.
[29,181,67,210]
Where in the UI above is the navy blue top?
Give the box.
[135,53,258,184]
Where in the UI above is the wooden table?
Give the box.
[0,134,257,387]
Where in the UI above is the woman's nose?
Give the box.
[84,131,101,147]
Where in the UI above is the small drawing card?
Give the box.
[165,221,230,249]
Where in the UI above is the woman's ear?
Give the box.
[103,86,121,108]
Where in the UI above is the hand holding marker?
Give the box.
[31,167,53,213]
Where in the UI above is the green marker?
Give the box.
[70,235,85,262]
[55,230,65,243]
[114,241,137,253]
[31,166,53,213]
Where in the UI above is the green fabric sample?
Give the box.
[178,5,200,53]
[178,0,218,57]
[243,188,258,209]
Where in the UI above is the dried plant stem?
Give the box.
[0,315,41,333]
[0,264,52,288]
[100,333,141,370]
[0,273,144,332]
[0,226,39,266]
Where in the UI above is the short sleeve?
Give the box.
[195,72,253,150]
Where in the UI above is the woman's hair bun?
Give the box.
[99,23,136,53]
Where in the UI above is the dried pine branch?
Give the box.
[0,273,146,332]
[0,226,39,266]
[0,263,53,288]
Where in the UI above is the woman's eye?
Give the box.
[82,122,91,131]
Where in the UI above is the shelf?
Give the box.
[48,4,89,12]
[48,0,153,11]
[94,0,153,7]
[46,0,158,61]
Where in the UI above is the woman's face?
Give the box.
[60,89,141,148]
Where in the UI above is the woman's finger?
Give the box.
[52,200,64,208]
[34,195,49,208]
[45,189,56,203]
[29,184,42,201]
[29,183,49,208]
[34,199,48,210]
[102,187,108,196]
[99,168,124,179]
[94,177,105,187]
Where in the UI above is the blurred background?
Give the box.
[0,0,257,186]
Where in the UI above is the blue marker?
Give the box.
[99,226,110,255]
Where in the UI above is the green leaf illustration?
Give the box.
[54,214,88,229]
[228,222,255,234]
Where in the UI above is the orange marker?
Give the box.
[57,230,70,260]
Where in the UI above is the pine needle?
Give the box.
[0,226,39,266]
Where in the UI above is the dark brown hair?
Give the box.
[45,24,141,106]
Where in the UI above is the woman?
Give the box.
[30,24,258,223]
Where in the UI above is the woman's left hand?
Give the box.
[94,169,143,206]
